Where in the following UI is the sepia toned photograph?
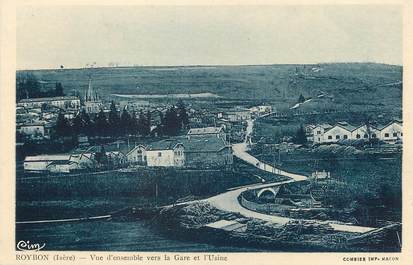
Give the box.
[13,4,403,254]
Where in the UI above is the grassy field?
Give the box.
[16,164,257,221]
[19,63,402,112]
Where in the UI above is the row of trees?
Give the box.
[54,100,189,138]
[16,73,65,101]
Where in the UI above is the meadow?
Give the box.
[19,63,402,112]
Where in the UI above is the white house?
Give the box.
[378,121,403,143]
[126,145,147,165]
[312,123,332,143]
[146,140,185,167]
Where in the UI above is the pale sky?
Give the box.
[17,5,402,70]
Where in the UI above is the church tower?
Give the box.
[84,76,102,114]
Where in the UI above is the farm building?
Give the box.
[24,152,96,173]
[24,154,72,172]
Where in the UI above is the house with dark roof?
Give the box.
[180,135,232,169]
[144,135,233,169]
[146,139,185,167]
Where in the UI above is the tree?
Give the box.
[164,107,180,136]
[157,111,165,136]
[94,109,109,136]
[16,72,41,101]
[293,125,307,145]
[108,101,121,136]
[130,111,139,135]
[79,109,92,136]
[144,111,151,136]
[298,94,305,103]
[177,100,189,129]
[54,82,64,96]
[120,108,132,135]
[72,114,83,136]
[55,111,72,137]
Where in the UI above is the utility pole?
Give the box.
[155,182,159,207]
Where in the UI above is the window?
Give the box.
[336,135,340,139]
[158,152,162,157]
[401,133,403,136]
[328,136,332,139]
[385,133,389,138]
[356,134,361,139]
[372,134,376,138]
[364,134,368,138]
[393,133,397,137]
[343,135,348,139]
[317,131,321,135]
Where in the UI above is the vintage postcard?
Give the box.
[1,0,412,264]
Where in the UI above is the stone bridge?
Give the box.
[256,186,281,198]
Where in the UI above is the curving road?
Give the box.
[207,117,375,234]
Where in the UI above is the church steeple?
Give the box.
[85,75,98,102]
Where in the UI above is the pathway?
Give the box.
[207,117,374,234]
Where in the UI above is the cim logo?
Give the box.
[16,240,45,251]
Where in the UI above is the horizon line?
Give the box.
[16,61,403,72]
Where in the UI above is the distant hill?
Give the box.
[17,63,402,113]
